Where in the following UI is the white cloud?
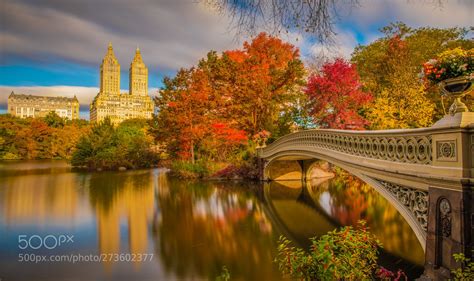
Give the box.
[348,0,473,30]
[0,1,240,71]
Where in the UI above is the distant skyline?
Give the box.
[1,0,472,118]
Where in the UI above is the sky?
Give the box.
[0,0,473,118]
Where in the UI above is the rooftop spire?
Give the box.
[131,45,143,65]
[104,42,118,62]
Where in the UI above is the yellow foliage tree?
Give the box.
[367,87,435,129]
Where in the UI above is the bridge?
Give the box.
[257,112,473,280]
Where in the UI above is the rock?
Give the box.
[118,167,127,171]
[310,167,335,178]
[96,168,103,172]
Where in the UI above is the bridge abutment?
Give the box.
[422,185,473,280]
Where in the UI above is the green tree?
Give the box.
[43,111,65,128]
[71,118,158,169]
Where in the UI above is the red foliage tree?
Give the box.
[305,58,372,130]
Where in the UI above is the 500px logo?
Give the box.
[18,234,74,250]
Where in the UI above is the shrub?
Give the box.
[275,221,381,280]
[170,160,213,179]
[452,253,474,280]
[211,157,260,180]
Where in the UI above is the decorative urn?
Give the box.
[438,75,473,115]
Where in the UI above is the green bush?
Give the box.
[276,221,381,280]
[170,160,214,179]
[452,253,474,280]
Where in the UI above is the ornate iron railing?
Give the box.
[259,129,433,165]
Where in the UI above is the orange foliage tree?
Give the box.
[154,32,304,162]
[222,33,305,135]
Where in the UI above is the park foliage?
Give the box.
[0,112,89,160]
[154,23,473,177]
[275,221,403,281]
[305,58,372,129]
[2,23,473,175]
[71,118,159,170]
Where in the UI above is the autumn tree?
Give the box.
[352,23,474,128]
[200,122,248,161]
[155,32,304,162]
[0,114,91,160]
[305,58,372,129]
[222,32,305,136]
[154,68,216,163]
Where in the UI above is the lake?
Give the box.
[0,160,424,280]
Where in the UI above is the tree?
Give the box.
[201,122,248,161]
[223,32,305,136]
[71,118,158,169]
[43,111,65,128]
[0,114,90,160]
[155,68,215,163]
[154,32,304,162]
[203,1,444,46]
[305,58,372,129]
[352,23,474,127]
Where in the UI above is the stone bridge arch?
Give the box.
[263,151,428,250]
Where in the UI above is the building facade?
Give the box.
[8,92,80,120]
[90,43,154,124]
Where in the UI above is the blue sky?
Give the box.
[0,0,472,118]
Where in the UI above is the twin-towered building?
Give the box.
[90,43,154,124]
[7,43,154,124]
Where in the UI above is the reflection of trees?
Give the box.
[153,176,281,280]
[1,170,78,224]
[307,171,425,266]
[88,170,155,269]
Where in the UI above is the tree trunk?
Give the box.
[190,139,195,164]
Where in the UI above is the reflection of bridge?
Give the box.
[257,113,473,280]
[259,181,425,273]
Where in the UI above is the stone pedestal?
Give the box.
[432,112,474,128]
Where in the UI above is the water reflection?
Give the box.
[153,177,280,280]
[88,170,155,270]
[0,160,424,280]
[307,173,425,266]
[264,174,425,270]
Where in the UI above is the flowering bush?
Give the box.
[276,221,385,280]
[420,48,474,87]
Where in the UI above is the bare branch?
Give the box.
[202,0,360,44]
